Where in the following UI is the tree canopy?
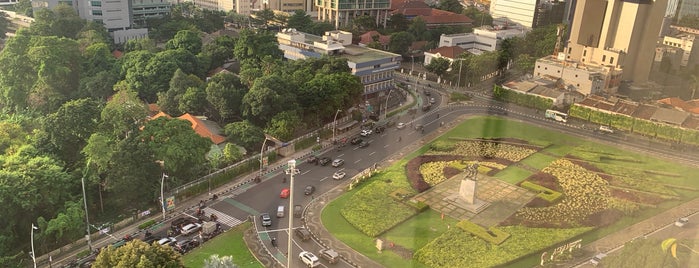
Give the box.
[93,239,184,268]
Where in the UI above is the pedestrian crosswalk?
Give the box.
[203,207,243,228]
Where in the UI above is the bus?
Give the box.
[545,109,568,123]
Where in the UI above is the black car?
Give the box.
[358,141,369,148]
[304,185,316,195]
[350,137,363,145]
[307,155,318,165]
[374,125,385,133]
[319,157,331,166]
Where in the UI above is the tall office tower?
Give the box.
[676,0,699,21]
[491,0,565,28]
[566,0,669,84]
[315,0,391,29]
[666,0,680,16]
[77,0,131,30]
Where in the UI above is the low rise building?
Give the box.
[439,26,528,55]
[534,55,621,96]
[276,29,401,100]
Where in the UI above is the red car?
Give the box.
[280,188,290,199]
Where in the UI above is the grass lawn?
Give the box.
[518,152,558,170]
[383,209,459,250]
[182,222,262,268]
[494,166,533,184]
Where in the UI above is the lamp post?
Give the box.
[332,109,341,144]
[160,173,168,220]
[284,160,300,268]
[383,88,394,119]
[259,137,269,180]
[455,58,466,88]
[81,160,93,252]
[410,55,415,75]
[30,224,38,268]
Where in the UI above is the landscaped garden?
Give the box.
[322,116,699,267]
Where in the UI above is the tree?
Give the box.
[158,69,204,116]
[252,9,275,28]
[0,121,28,155]
[223,120,264,151]
[352,15,378,32]
[426,57,451,79]
[437,0,463,14]
[200,35,236,71]
[287,10,313,32]
[206,72,247,123]
[30,4,86,39]
[463,6,493,27]
[123,38,158,53]
[37,98,101,166]
[166,30,203,55]
[388,31,415,55]
[408,17,429,41]
[44,201,85,245]
[203,255,238,268]
[387,14,409,32]
[93,239,184,268]
[178,86,207,115]
[307,22,335,36]
[233,29,283,63]
[515,54,536,73]
[265,111,301,141]
[222,144,244,165]
[0,12,8,39]
[100,87,149,139]
[103,135,161,210]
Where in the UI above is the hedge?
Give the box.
[456,220,510,245]
[520,181,563,203]
[138,219,156,230]
[492,85,553,111]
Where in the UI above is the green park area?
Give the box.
[322,116,699,267]
[182,222,262,268]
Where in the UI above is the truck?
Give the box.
[544,109,568,123]
[201,221,220,241]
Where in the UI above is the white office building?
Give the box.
[439,26,528,55]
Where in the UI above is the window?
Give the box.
[610,57,614,64]
[91,1,101,6]
[583,50,587,57]
[602,55,606,62]
[92,10,102,16]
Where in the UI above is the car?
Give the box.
[307,155,318,164]
[260,213,272,227]
[280,188,290,198]
[294,205,302,218]
[374,125,385,133]
[318,248,340,264]
[675,217,689,227]
[304,185,315,195]
[180,223,202,235]
[157,237,177,247]
[358,141,369,148]
[598,125,615,134]
[429,97,436,104]
[295,227,312,241]
[331,159,344,167]
[174,239,199,253]
[332,171,346,180]
[397,122,406,129]
[299,251,320,267]
[319,157,331,166]
[350,137,363,145]
[589,252,607,266]
[360,129,372,137]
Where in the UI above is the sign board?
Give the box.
[262,156,268,168]
[166,196,176,211]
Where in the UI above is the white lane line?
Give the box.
[354,159,361,164]
[369,151,375,156]
[301,170,310,175]
[320,176,329,182]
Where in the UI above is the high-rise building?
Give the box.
[490,0,566,28]
[565,0,669,84]
[315,0,391,29]
[666,0,680,17]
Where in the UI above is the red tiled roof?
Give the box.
[427,46,465,59]
[178,113,227,144]
[390,0,473,26]
[657,97,699,115]
[409,40,428,51]
[682,116,699,130]
[151,111,172,119]
[358,31,391,46]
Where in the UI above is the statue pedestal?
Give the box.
[446,179,490,214]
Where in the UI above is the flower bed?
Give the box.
[434,139,539,162]
[405,155,463,192]
[414,225,592,268]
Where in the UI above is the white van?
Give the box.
[277,205,285,218]
[599,126,614,134]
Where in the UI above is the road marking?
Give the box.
[223,198,259,216]
[384,144,389,148]
[320,176,328,182]
[369,151,375,156]
[354,159,361,164]
[337,153,345,157]
[301,170,310,175]
[203,207,243,228]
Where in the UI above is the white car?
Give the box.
[332,171,346,180]
[397,122,406,129]
[360,129,372,136]
[180,223,202,235]
[299,251,320,267]
[675,217,689,227]
[157,237,177,247]
[589,253,606,266]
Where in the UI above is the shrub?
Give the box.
[430,140,455,152]
[520,181,563,203]
[405,199,429,212]
[138,219,156,230]
[456,220,510,245]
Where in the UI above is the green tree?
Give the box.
[223,120,264,151]
[44,201,85,245]
[307,22,335,36]
[103,135,160,210]
[463,6,493,27]
[408,17,429,41]
[206,72,246,123]
[30,4,86,38]
[100,87,149,139]
[515,54,536,73]
[158,69,204,116]
[0,121,28,154]
[178,86,207,114]
[37,98,101,166]
[233,29,283,63]
[166,30,203,55]
[426,57,451,79]
[287,10,313,32]
[93,239,184,268]
[123,38,158,53]
[200,35,236,71]
[352,15,378,32]
[388,31,415,55]
[387,14,409,32]
[252,9,275,28]
[265,111,301,141]
[222,143,244,164]
[437,0,463,14]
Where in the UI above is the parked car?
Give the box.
[360,129,372,137]
[260,213,272,227]
[307,155,318,164]
[295,227,312,241]
[319,157,331,166]
[174,239,199,253]
[332,171,346,180]
[350,137,362,145]
[304,185,316,195]
[397,122,406,129]
[318,248,340,264]
[180,223,202,235]
[299,251,320,267]
[280,188,290,198]
[358,141,369,148]
[331,159,344,167]
[374,125,385,133]
[429,97,436,104]
[157,237,177,247]
[675,217,689,227]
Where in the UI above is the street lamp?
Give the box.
[30,224,38,268]
[332,109,341,144]
[81,160,93,252]
[284,160,300,268]
[160,173,169,220]
[410,55,415,75]
[384,88,394,119]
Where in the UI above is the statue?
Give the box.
[463,161,479,181]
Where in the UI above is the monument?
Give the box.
[446,161,489,213]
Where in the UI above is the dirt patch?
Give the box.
[581,209,624,227]
[521,172,562,192]
[610,188,666,205]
